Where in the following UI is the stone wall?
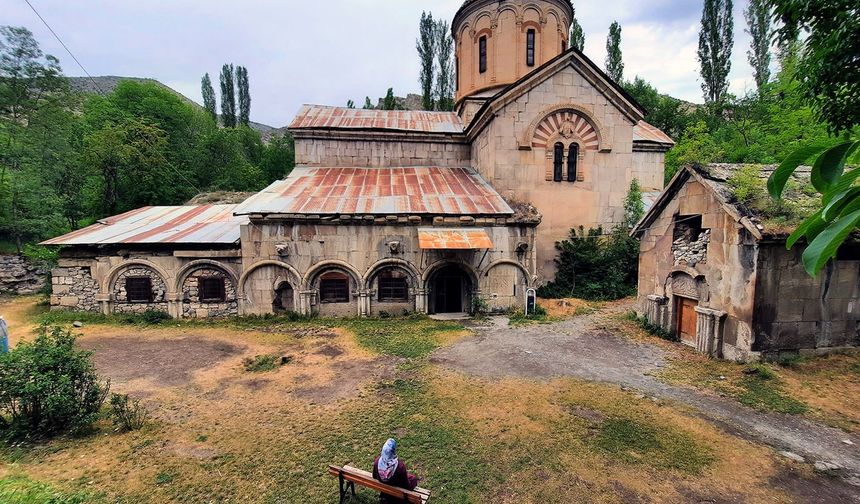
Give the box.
[0,255,47,295]
[111,265,169,314]
[753,244,860,358]
[673,229,711,267]
[294,138,471,168]
[50,266,99,312]
[181,267,238,318]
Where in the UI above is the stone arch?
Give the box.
[422,259,480,286]
[176,260,239,318]
[176,260,238,293]
[520,104,610,152]
[106,261,171,314]
[663,268,709,303]
[424,261,479,315]
[364,258,422,290]
[238,260,302,316]
[482,259,533,286]
[303,260,363,290]
[103,260,171,294]
[305,260,363,317]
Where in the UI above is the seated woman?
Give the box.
[372,438,419,500]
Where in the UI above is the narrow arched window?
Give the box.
[526,29,536,67]
[479,36,487,73]
[455,56,459,91]
[553,143,564,182]
[567,144,579,182]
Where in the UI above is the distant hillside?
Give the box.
[67,76,284,141]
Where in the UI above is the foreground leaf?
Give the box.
[768,143,828,198]
[802,209,860,275]
[787,210,824,249]
[811,141,858,192]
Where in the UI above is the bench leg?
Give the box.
[338,474,356,504]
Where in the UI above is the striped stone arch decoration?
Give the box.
[531,110,601,151]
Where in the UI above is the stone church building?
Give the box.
[44,0,673,318]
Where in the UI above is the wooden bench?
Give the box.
[328,464,431,504]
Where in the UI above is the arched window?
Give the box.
[319,272,350,304]
[378,269,409,302]
[553,142,564,182]
[455,56,459,91]
[567,144,579,182]
[479,36,487,73]
[526,29,536,67]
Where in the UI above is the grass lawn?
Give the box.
[0,297,825,503]
[608,311,860,433]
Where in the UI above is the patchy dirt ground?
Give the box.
[435,303,860,500]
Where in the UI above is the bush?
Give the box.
[538,226,639,301]
[0,327,109,440]
[109,393,149,432]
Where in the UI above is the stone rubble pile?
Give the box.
[672,229,711,267]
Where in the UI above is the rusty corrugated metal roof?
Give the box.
[633,120,674,145]
[289,105,465,134]
[234,166,513,217]
[41,205,247,246]
[418,228,494,250]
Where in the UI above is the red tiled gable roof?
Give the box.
[289,105,464,134]
[41,205,247,246]
[234,166,513,217]
[633,120,674,146]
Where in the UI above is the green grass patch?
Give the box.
[736,367,808,415]
[343,318,465,358]
[594,417,714,474]
[243,354,280,373]
[508,304,550,326]
[0,475,98,504]
[36,309,172,327]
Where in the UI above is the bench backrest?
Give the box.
[328,465,427,504]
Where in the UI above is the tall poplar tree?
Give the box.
[236,65,251,126]
[201,73,217,121]
[744,0,771,91]
[363,97,374,110]
[698,0,734,106]
[219,64,236,127]
[435,20,455,111]
[569,15,585,51]
[417,11,437,111]
[605,21,624,82]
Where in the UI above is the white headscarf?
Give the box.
[377,438,399,481]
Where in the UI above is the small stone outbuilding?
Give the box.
[634,164,860,362]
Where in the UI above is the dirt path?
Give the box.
[432,306,860,495]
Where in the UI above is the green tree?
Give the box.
[698,0,734,106]
[744,0,772,91]
[766,0,860,276]
[382,88,400,110]
[363,97,374,110]
[624,178,645,229]
[219,63,236,127]
[665,120,723,181]
[201,72,217,121]
[260,132,295,183]
[435,19,455,111]
[605,21,624,82]
[346,99,355,109]
[622,77,692,140]
[236,65,251,126]
[417,11,437,111]
[569,15,585,51]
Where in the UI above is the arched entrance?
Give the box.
[428,264,473,314]
[273,282,295,313]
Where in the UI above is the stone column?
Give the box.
[166,292,182,319]
[299,290,315,316]
[646,295,669,329]
[415,289,428,314]
[95,293,111,315]
[357,291,370,318]
[695,306,726,357]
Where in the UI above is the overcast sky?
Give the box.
[3,0,766,127]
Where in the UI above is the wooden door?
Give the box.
[677,298,698,344]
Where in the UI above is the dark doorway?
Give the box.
[273,282,294,313]
[431,265,472,314]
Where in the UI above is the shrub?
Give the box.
[539,226,639,301]
[0,327,109,440]
[243,354,280,373]
[109,393,149,432]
